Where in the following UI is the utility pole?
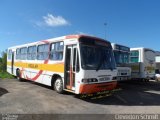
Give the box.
[104,22,107,40]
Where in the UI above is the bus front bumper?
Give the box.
[79,81,117,94]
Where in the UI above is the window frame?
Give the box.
[16,48,21,60]
[130,50,139,63]
[27,45,37,60]
[7,49,12,60]
[50,41,64,61]
[37,43,50,60]
[20,47,28,60]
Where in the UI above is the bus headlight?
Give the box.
[82,78,98,83]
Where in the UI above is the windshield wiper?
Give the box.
[96,50,105,71]
[96,50,114,71]
[109,66,113,71]
[96,61,103,71]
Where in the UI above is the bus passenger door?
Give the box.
[11,52,14,74]
[65,45,79,91]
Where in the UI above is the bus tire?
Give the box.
[16,69,23,82]
[155,77,158,82]
[54,77,64,94]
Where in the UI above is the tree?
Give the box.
[0,57,2,72]
[0,51,7,72]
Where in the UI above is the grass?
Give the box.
[0,71,14,79]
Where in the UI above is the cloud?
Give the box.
[76,31,87,35]
[75,31,93,36]
[38,13,70,27]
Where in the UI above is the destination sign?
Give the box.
[79,37,110,47]
[28,64,38,68]
[115,44,130,52]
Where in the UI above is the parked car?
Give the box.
[155,69,160,81]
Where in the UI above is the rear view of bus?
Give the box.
[130,47,155,81]
[111,43,131,81]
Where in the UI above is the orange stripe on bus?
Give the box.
[79,81,117,94]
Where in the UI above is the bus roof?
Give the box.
[111,43,130,48]
[130,47,155,52]
[111,43,130,52]
[8,34,110,50]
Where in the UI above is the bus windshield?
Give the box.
[80,44,116,70]
[144,49,155,63]
[114,51,130,66]
[130,50,139,63]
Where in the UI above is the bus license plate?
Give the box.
[99,77,110,81]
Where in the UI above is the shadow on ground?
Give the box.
[76,81,160,106]
[14,79,160,106]
[0,87,9,97]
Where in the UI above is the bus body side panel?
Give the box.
[7,50,15,75]
[130,48,156,80]
[143,49,156,79]
[7,61,12,75]
[15,61,65,86]
[130,62,141,79]
[140,62,145,78]
[130,62,147,79]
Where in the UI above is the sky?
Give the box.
[0,0,160,53]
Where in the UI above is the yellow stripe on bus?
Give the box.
[131,65,139,71]
[7,62,11,66]
[146,66,155,71]
[7,61,64,73]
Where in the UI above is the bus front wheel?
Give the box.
[54,78,64,94]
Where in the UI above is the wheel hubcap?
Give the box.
[55,79,62,91]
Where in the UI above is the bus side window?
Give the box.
[8,49,12,60]
[50,42,64,60]
[16,48,20,60]
[155,69,160,74]
[20,47,27,60]
[27,46,37,60]
[73,48,76,72]
[37,44,49,60]
[76,50,80,72]
[73,48,80,72]
[130,50,139,63]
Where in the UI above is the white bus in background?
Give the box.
[155,51,160,71]
[7,35,117,94]
[155,51,160,81]
[130,47,155,81]
[111,43,131,81]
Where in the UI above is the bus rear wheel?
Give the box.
[54,78,64,94]
[155,77,159,82]
[16,69,23,82]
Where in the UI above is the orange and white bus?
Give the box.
[7,35,117,94]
